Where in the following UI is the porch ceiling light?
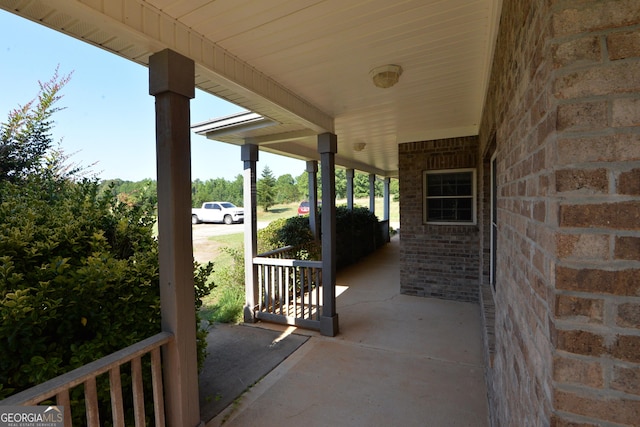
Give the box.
[353,142,367,152]
[369,64,403,89]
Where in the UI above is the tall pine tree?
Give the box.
[257,165,276,211]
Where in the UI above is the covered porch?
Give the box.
[204,235,489,426]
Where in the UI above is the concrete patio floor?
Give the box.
[207,234,490,427]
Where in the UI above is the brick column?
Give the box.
[149,49,201,427]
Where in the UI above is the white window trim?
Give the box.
[423,168,477,225]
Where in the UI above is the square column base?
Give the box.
[244,306,257,324]
[320,314,339,337]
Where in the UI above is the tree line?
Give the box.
[100,165,399,212]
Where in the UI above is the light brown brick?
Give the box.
[617,169,640,195]
[554,389,640,426]
[556,295,604,323]
[612,98,640,127]
[557,134,640,164]
[555,266,640,296]
[552,0,640,37]
[612,335,640,363]
[554,62,640,100]
[555,169,608,193]
[608,29,640,60]
[554,355,604,387]
[557,234,609,259]
[552,36,601,68]
[612,365,640,395]
[557,101,607,131]
[556,329,605,357]
[616,302,640,329]
[560,201,640,230]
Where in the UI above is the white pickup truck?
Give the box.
[191,202,244,225]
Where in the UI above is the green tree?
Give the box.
[275,173,299,204]
[257,165,277,211]
[0,69,71,182]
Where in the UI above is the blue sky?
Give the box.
[0,10,305,182]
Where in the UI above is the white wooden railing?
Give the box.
[0,332,173,427]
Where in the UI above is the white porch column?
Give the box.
[306,160,319,240]
[346,168,354,211]
[318,133,339,337]
[369,173,376,213]
[383,177,391,221]
[242,144,259,323]
[149,49,201,427]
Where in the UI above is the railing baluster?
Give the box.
[84,377,100,426]
[55,389,71,427]
[109,366,125,427]
[258,265,264,311]
[131,356,145,427]
[150,347,166,427]
[293,266,298,318]
[285,265,291,317]
[278,265,284,315]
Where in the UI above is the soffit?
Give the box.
[1,0,502,177]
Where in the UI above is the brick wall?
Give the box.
[478,0,640,426]
[398,137,480,302]
[551,0,640,425]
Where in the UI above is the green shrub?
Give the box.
[0,177,214,406]
[257,207,383,269]
[258,216,319,259]
[208,247,245,324]
[334,205,383,268]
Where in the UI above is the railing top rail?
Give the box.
[257,245,295,258]
[253,257,322,268]
[0,331,173,405]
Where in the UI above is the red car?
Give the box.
[297,201,310,215]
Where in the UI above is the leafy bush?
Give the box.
[258,206,383,269]
[334,205,384,268]
[258,216,318,259]
[207,247,245,324]
[0,178,215,401]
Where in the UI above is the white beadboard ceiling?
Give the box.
[1,0,502,177]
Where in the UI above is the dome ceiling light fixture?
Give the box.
[353,142,367,152]
[369,64,403,89]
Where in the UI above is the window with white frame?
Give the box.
[423,169,476,224]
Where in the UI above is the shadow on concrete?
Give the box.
[199,323,309,423]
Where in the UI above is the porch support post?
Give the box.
[369,173,376,213]
[383,177,391,221]
[346,168,354,211]
[306,160,319,240]
[383,177,391,242]
[149,49,201,427]
[318,133,339,337]
[242,144,259,323]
